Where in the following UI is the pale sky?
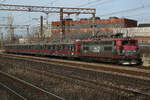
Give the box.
[0,0,150,24]
[0,0,150,36]
[0,0,150,25]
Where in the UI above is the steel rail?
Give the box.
[0,71,65,100]
[0,82,27,100]
[24,66,150,97]
[0,54,150,99]
[1,53,150,80]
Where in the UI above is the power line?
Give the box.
[125,12,150,18]
[75,0,103,7]
[98,4,150,17]
[43,0,59,6]
[87,0,116,7]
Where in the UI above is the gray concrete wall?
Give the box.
[113,27,150,37]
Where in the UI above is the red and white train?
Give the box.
[4,37,142,65]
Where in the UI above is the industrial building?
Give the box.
[113,27,150,42]
[51,17,137,40]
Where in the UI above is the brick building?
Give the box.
[51,17,137,40]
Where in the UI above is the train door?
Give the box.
[74,42,81,56]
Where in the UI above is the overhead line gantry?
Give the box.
[0,4,96,41]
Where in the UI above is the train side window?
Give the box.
[71,44,74,51]
[114,41,116,45]
[104,47,112,51]
[40,45,43,49]
[48,45,50,50]
[66,45,70,51]
[66,45,69,51]
[69,45,71,51]
[30,45,32,49]
[69,45,72,51]
[62,45,65,50]
[83,46,89,50]
[56,45,58,50]
[64,45,68,51]
[130,40,136,46]
[53,45,55,50]
[58,45,61,50]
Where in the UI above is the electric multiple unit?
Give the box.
[5,38,141,65]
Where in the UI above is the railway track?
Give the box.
[0,53,150,99]
[1,53,150,89]
[15,66,150,96]
[1,53,150,79]
[0,70,65,100]
[1,63,150,100]
[0,82,27,100]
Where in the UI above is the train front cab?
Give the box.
[117,39,141,65]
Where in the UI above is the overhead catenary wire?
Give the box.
[125,12,150,18]
[87,0,116,8]
[75,0,103,7]
[43,0,59,6]
[98,4,150,17]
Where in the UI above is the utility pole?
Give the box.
[45,13,51,38]
[60,8,65,41]
[0,32,3,49]
[92,13,96,37]
[40,16,43,40]
[46,13,49,29]
[27,25,30,43]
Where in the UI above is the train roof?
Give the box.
[5,38,137,46]
[77,38,137,42]
[5,42,74,46]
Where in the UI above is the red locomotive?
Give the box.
[5,37,141,65]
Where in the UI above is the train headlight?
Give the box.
[71,53,74,55]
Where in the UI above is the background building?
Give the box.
[51,17,137,41]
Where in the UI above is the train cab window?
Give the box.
[122,40,128,45]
